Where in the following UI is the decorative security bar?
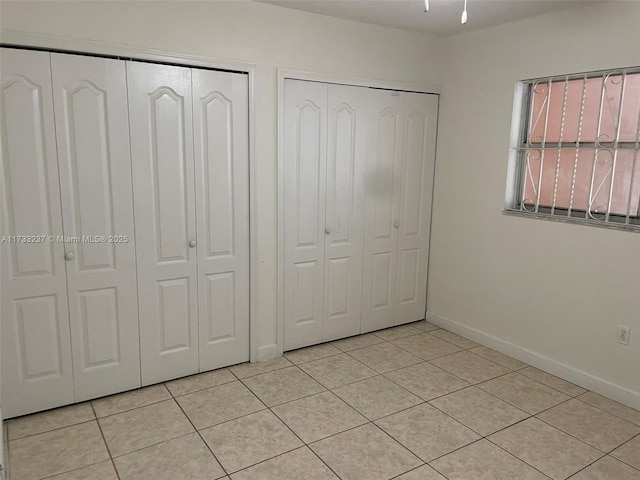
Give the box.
[517,67,640,229]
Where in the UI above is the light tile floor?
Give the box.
[4,320,640,480]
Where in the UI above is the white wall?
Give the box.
[430,1,640,401]
[0,0,444,359]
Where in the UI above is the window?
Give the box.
[507,67,640,230]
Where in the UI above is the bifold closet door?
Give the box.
[0,49,74,416]
[127,62,199,385]
[192,69,250,371]
[323,84,368,341]
[361,89,405,333]
[50,53,140,400]
[283,79,328,350]
[394,93,438,324]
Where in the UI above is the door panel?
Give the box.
[394,93,438,324]
[51,53,140,400]
[323,84,368,341]
[127,61,198,385]
[361,90,404,333]
[1,48,74,417]
[192,69,249,371]
[283,79,327,350]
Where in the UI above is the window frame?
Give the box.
[504,67,640,232]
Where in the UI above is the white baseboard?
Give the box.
[427,311,640,411]
[256,344,278,362]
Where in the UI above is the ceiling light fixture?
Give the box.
[424,0,468,25]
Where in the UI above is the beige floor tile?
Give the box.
[373,324,423,341]
[518,367,587,397]
[333,375,423,420]
[430,351,510,384]
[376,403,480,462]
[310,423,422,480]
[391,334,462,360]
[348,342,422,373]
[113,432,225,480]
[469,346,528,371]
[8,421,109,480]
[176,381,265,429]
[7,402,94,440]
[46,460,118,480]
[478,372,570,414]
[272,391,367,443]
[243,367,325,407]
[92,384,171,418]
[385,362,469,401]
[570,456,640,480]
[200,410,302,473]
[612,435,640,469]
[228,357,293,379]
[538,398,640,452]
[298,354,376,389]
[414,321,441,333]
[430,387,529,435]
[395,465,447,479]
[578,391,640,426]
[284,344,341,365]
[230,447,338,480]
[165,368,236,397]
[331,333,383,352]
[430,439,548,480]
[489,418,603,480]
[99,399,193,457]
[427,329,479,349]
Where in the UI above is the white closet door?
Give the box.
[127,62,198,385]
[323,84,368,341]
[51,54,140,400]
[283,79,328,350]
[192,69,249,371]
[361,89,405,333]
[395,93,438,324]
[0,49,74,417]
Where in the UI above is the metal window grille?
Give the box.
[511,67,640,231]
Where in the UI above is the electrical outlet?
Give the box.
[617,325,630,346]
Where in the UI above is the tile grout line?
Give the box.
[532,401,640,456]
[6,321,640,480]
[335,335,620,480]
[90,402,122,480]
[571,395,640,427]
[377,384,556,480]
[165,381,235,479]
[6,417,97,442]
[263,400,346,480]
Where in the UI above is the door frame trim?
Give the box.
[276,68,441,355]
[1,30,260,364]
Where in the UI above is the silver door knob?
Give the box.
[394,221,400,229]
[65,252,75,261]
[325,227,331,235]
[189,240,196,248]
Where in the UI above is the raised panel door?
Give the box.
[192,68,250,371]
[395,93,438,324]
[51,53,140,400]
[323,84,368,341]
[361,89,405,333]
[0,48,74,417]
[127,61,198,385]
[283,79,327,350]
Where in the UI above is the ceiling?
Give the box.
[255,0,599,37]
